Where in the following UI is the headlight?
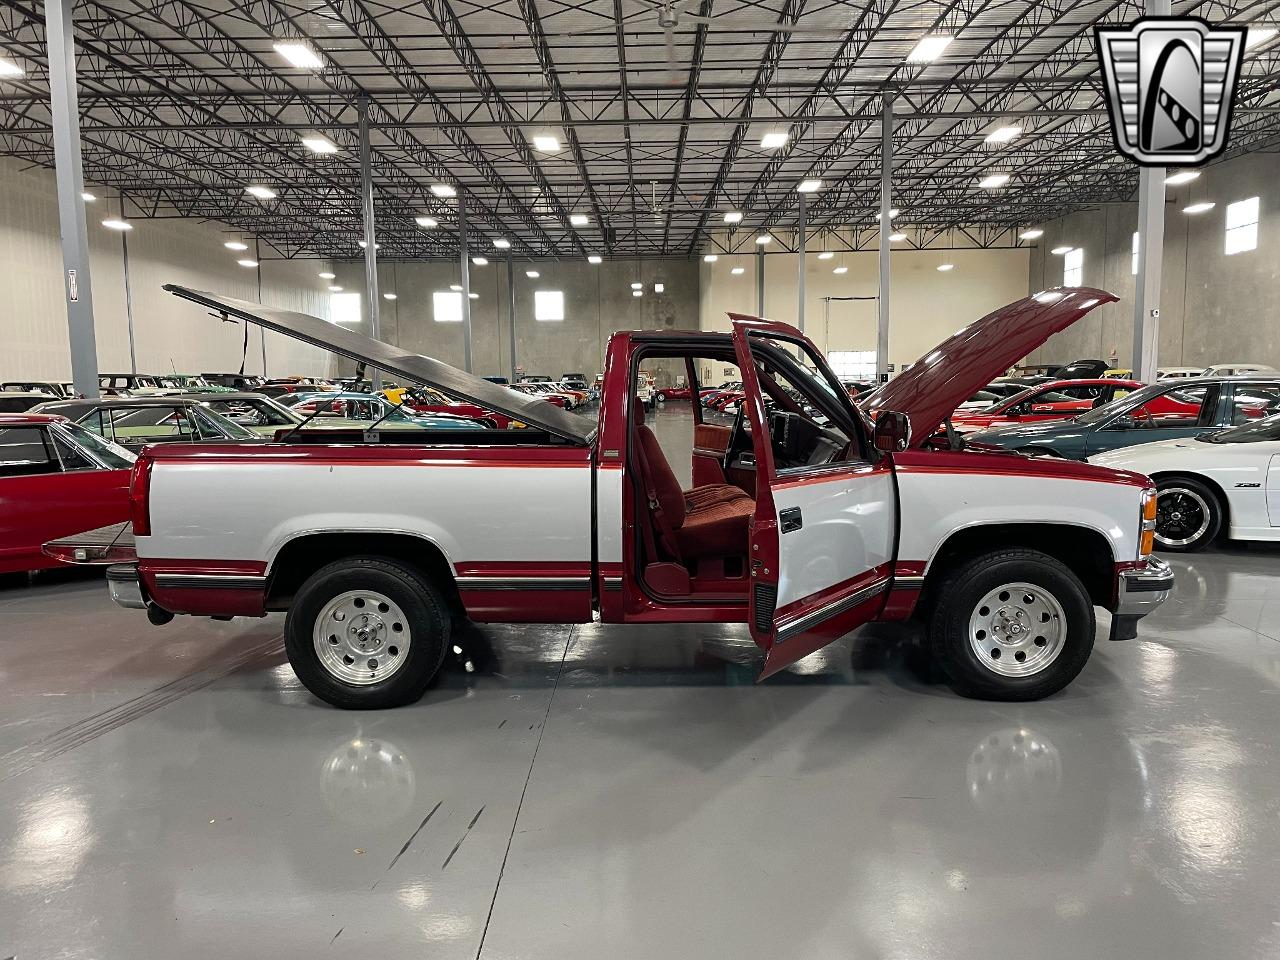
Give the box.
[1139,487,1157,557]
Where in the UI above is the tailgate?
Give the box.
[43,521,136,565]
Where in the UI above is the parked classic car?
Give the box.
[33,396,261,452]
[967,377,1280,459]
[203,373,266,391]
[1200,363,1277,377]
[62,284,1172,711]
[950,379,1145,434]
[1157,366,1206,380]
[0,391,57,414]
[1089,413,1280,552]
[176,392,303,436]
[2,381,75,399]
[281,391,492,430]
[0,413,134,574]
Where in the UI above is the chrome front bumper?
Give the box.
[1109,556,1174,640]
[106,563,147,610]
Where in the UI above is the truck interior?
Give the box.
[629,337,863,603]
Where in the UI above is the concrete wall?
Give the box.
[2,157,332,380]
[331,258,700,383]
[699,246,1031,370]
[1029,150,1280,369]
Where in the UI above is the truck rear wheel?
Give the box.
[285,556,449,709]
[928,548,1094,701]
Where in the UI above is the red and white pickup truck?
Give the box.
[66,285,1172,709]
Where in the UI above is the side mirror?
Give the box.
[873,410,912,452]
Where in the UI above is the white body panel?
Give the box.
[138,460,593,568]
[596,465,624,565]
[895,470,1143,569]
[1091,437,1280,542]
[773,469,895,608]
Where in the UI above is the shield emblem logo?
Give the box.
[1096,17,1247,166]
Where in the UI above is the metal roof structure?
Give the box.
[1,0,1278,260]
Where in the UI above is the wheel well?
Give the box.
[1149,471,1230,525]
[923,523,1116,609]
[265,532,464,618]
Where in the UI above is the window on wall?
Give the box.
[330,292,362,324]
[534,290,564,321]
[1131,233,1139,275]
[1225,197,1260,255]
[433,290,463,323]
[827,351,877,380]
[1063,247,1083,287]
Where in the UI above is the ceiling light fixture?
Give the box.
[755,234,772,245]
[328,285,343,292]
[415,216,438,228]
[1246,27,1277,49]
[469,292,478,300]
[703,254,719,262]
[531,134,561,152]
[273,41,324,70]
[300,132,339,154]
[357,240,380,249]
[875,208,900,220]
[224,240,249,251]
[888,232,907,242]
[906,34,953,63]
[319,272,336,279]
[1164,170,1200,185]
[1050,245,1073,255]
[1019,229,1044,240]
[723,211,743,224]
[984,125,1022,144]
[1183,201,1216,214]
[632,290,642,298]
[937,263,955,272]
[569,213,589,227]
[0,57,24,77]
[818,251,834,260]
[101,218,132,231]
[833,265,848,274]
[760,131,789,150]
[630,282,643,290]
[526,270,540,278]
[430,183,457,198]
[237,259,259,268]
[472,257,488,266]
[654,282,665,293]
[383,292,397,300]
[730,266,745,275]
[450,284,463,292]
[588,255,602,264]
[493,238,511,249]
[81,192,96,202]
[796,179,822,193]
[978,173,1011,189]
[245,185,277,200]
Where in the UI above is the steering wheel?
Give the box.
[724,405,751,467]
[1134,404,1156,426]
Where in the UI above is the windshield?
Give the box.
[204,397,296,427]
[1203,412,1280,444]
[191,405,258,439]
[58,421,135,468]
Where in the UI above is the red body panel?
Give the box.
[0,468,131,574]
[405,399,513,429]
[952,379,1143,431]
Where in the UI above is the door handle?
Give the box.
[780,507,803,533]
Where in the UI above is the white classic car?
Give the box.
[54,284,1173,710]
[1090,413,1280,551]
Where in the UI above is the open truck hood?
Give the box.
[861,287,1117,446]
[163,285,597,445]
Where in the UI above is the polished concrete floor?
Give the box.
[5,403,1280,959]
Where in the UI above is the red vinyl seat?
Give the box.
[634,406,754,560]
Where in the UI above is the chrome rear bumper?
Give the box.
[106,563,147,610]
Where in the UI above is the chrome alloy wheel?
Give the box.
[1155,486,1211,548]
[313,590,411,685]
[967,582,1067,678]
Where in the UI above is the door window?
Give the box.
[0,427,58,477]
[101,406,196,443]
[50,430,97,470]
[1119,386,1210,429]
[1227,384,1280,424]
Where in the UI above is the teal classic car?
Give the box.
[280,391,494,429]
[967,377,1280,460]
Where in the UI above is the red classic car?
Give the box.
[0,413,135,574]
[654,386,694,402]
[950,379,1147,433]
[401,385,518,428]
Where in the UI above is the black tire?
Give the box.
[285,556,450,710]
[1153,476,1222,552]
[928,548,1095,701]
[656,391,667,403]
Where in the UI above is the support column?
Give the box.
[46,0,100,398]
[876,93,893,382]
[756,248,765,317]
[459,193,474,373]
[796,193,806,333]
[358,97,382,391]
[121,231,137,375]
[1131,0,1170,382]
[507,253,517,382]
[256,238,266,376]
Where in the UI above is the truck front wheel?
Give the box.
[928,548,1095,701]
[285,557,449,709]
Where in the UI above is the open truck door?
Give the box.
[730,316,896,679]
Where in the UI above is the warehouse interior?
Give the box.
[3,0,1280,956]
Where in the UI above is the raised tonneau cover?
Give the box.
[163,285,598,445]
